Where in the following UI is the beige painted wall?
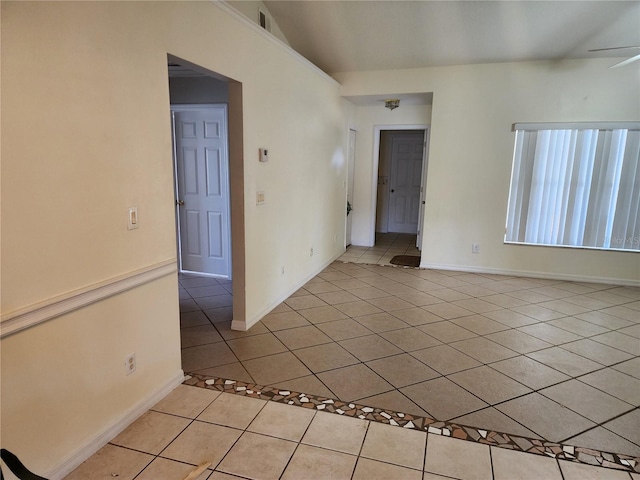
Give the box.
[336,59,640,283]
[1,1,346,475]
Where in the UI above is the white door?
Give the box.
[388,132,424,234]
[172,105,231,278]
[346,129,356,246]
[416,129,429,249]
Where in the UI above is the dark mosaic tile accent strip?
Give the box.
[184,373,639,473]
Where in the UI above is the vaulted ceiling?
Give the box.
[262,1,640,74]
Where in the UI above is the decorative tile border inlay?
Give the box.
[184,374,639,473]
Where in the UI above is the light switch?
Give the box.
[128,207,138,230]
[256,191,265,205]
[259,148,269,162]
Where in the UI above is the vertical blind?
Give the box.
[505,123,640,251]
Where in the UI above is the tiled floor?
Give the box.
[66,383,640,479]
[339,232,421,265]
[64,233,640,479]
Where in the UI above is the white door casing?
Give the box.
[346,129,357,246]
[172,105,231,278]
[387,132,424,234]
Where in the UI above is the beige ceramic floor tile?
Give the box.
[379,327,441,351]
[566,426,640,457]
[559,458,634,480]
[297,305,348,324]
[335,300,384,317]
[181,342,237,372]
[451,314,511,335]
[181,324,224,348]
[291,342,359,372]
[160,421,242,468]
[285,295,329,310]
[424,434,492,480]
[273,325,333,350]
[247,401,316,441]
[64,444,153,480]
[260,311,310,331]
[417,321,478,343]
[539,380,633,423]
[316,290,361,305]
[226,333,287,361]
[136,457,210,480]
[352,457,422,480]
[316,318,374,341]
[317,363,394,401]
[484,329,553,354]
[602,409,640,445]
[338,334,403,362]
[423,303,475,320]
[280,444,357,480]
[217,432,297,480]
[400,377,488,421]
[242,351,312,385]
[391,307,444,326]
[527,347,603,376]
[449,336,519,363]
[492,446,562,480]
[580,368,640,405]
[301,411,368,455]
[517,323,583,345]
[488,356,570,390]
[111,411,190,455]
[353,312,410,332]
[198,392,266,429]
[496,393,596,442]
[410,344,482,375]
[365,353,440,388]
[151,384,221,419]
[360,421,426,470]
[448,366,532,404]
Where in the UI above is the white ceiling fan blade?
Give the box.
[610,54,640,68]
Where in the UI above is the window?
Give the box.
[505,122,640,251]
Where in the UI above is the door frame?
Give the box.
[171,103,232,279]
[345,128,357,247]
[370,124,429,248]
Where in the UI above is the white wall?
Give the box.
[1,1,347,476]
[336,59,640,284]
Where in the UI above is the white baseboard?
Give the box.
[232,251,344,331]
[419,262,640,287]
[46,369,185,480]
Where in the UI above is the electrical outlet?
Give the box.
[472,243,480,254]
[125,353,136,375]
[310,247,314,257]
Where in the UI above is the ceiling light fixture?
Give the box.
[384,99,400,111]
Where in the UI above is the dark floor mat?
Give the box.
[389,255,421,267]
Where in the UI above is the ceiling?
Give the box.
[262,1,640,74]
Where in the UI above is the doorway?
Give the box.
[373,126,429,251]
[168,55,248,350]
